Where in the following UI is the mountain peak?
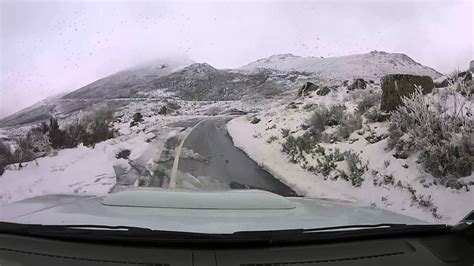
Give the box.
[253,53,301,65]
[182,63,218,73]
[241,51,441,81]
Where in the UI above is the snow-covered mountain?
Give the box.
[63,57,194,99]
[240,51,442,82]
[2,50,472,226]
[1,51,442,127]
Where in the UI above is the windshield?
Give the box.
[0,0,472,234]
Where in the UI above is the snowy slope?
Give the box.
[62,57,194,99]
[240,51,442,82]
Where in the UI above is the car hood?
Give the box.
[0,189,426,233]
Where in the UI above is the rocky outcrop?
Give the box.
[434,76,449,88]
[316,86,331,96]
[458,71,472,83]
[470,60,474,72]
[297,82,319,96]
[380,74,434,112]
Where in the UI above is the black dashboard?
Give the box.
[1,228,473,266]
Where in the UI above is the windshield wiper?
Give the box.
[0,222,449,246]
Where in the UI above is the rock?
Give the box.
[316,86,331,96]
[383,174,394,185]
[130,112,144,127]
[470,60,474,72]
[380,74,434,112]
[250,117,261,124]
[297,82,319,96]
[286,102,298,109]
[158,105,168,115]
[116,149,131,159]
[457,71,472,83]
[348,78,367,90]
[434,76,449,88]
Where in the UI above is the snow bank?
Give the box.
[0,130,157,205]
[227,116,473,224]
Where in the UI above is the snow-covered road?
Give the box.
[175,117,297,196]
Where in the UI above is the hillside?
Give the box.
[240,51,442,82]
[1,51,442,128]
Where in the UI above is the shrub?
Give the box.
[418,136,473,183]
[281,132,323,163]
[308,105,345,132]
[308,105,362,141]
[316,155,337,176]
[365,105,389,122]
[48,117,68,149]
[344,151,368,187]
[388,88,473,181]
[49,107,117,149]
[0,140,13,175]
[266,135,278,144]
[280,128,290,138]
[356,92,382,114]
[81,107,117,147]
[337,113,362,140]
[281,135,299,163]
[13,137,37,167]
[310,148,367,187]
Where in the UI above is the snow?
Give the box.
[0,143,116,205]
[240,51,442,82]
[1,51,470,227]
[0,115,177,205]
[226,94,474,225]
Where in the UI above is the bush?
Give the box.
[418,136,473,182]
[280,128,290,138]
[311,148,367,187]
[49,107,117,149]
[0,140,13,175]
[281,132,323,163]
[337,113,362,140]
[13,137,37,167]
[356,92,382,114]
[307,105,362,142]
[344,151,368,187]
[81,107,117,147]
[48,117,68,149]
[365,105,389,122]
[388,88,473,181]
[266,135,278,144]
[308,105,345,132]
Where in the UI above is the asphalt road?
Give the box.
[177,117,297,197]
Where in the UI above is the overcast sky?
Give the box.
[1,0,473,118]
